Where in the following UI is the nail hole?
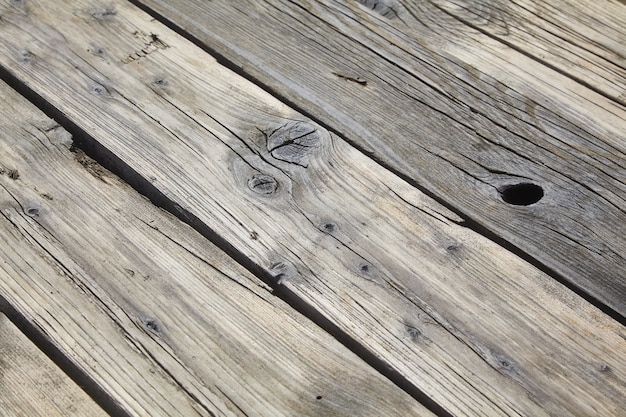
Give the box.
[321,222,336,233]
[316,395,323,400]
[446,244,460,252]
[90,84,109,96]
[499,183,544,206]
[26,207,40,217]
[18,50,35,64]
[8,169,20,180]
[152,77,168,87]
[142,317,160,333]
[90,46,107,58]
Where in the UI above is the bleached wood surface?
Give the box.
[137,0,626,314]
[0,78,430,416]
[430,0,626,104]
[0,313,107,417]
[1,1,624,416]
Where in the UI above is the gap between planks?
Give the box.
[0,79,432,416]
[0,310,108,417]
[132,0,626,318]
[0,1,624,416]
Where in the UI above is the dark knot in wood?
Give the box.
[269,260,298,286]
[248,173,278,195]
[356,0,399,19]
[91,8,117,20]
[266,122,321,167]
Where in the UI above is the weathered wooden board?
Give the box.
[0,80,431,416]
[0,312,107,417]
[430,0,626,105]
[0,1,625,417]
[135,0,626,314]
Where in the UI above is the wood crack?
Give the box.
[427,0,626,106]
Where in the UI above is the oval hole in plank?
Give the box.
[499,183,544,206]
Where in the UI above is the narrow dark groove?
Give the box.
[2,4,624,415]
[126,0,625,327]
[458,217,625,326]
[0,294,131,417]
[0,61,453,417]
[0,7,622,417]
[275,285,455,417]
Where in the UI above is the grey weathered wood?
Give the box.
[136,0,626,314]
[0,1,625,416]
[0,313,107,417]
[0,79,431,416]
[430,0,626,105]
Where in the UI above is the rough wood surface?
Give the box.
[0,79,430,416]
[0,1,625,417]
[430,0,626,105]
[0,313,107,417]
[136,0,626,314]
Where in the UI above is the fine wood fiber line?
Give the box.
[0,80,431,416]
[0,1,624,416]
[0,312,108,417]
[429,0,626,105]
[134,0,626,317]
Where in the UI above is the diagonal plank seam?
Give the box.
[0,63,454,417]
[1,2,624,412]
[124,0,626,324]
[0,292,132,417]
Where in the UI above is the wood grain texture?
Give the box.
[0,80,430,416]
[135,0,626,314]
[430,0,626,105]
[0,313,107,417]
[0,1,624,416]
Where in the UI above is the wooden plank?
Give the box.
[0,313,107,417]
[430,0,626,105]
[0,82,431,416]
[0,1,625,416]
[134,0,626,314]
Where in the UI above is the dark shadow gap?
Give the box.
[2,5,625,413]
[127,0,625,327]
[0,62,454,417]
[0,294,131,417]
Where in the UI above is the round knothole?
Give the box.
[499,183,544,206]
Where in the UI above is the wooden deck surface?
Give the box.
[0,1,624,416]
